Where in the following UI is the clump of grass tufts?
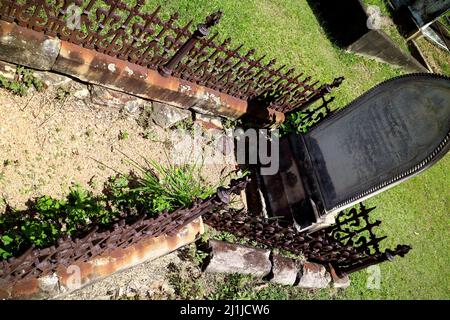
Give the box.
[118,154,217,214]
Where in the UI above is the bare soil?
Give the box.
[0,85,237,211]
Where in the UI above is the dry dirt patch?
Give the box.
[0,85,236,211]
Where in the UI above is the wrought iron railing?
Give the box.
[0,178,248,285]
[204,203,411,276]
[0,172,410,285]
[0,0,343,113]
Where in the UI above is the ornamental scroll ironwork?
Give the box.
[0,0,344,113]
[325,204,411,275]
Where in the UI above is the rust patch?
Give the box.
[3,219,203,299]
[303,262,324,274]
[0,285,11,299]
[148,69,179,92]
[10,278,39,299]
[54,41,151,96]
[0,20,14,36]
[57,261,95,288]
[66,49,85,68]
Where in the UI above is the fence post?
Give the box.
[159,10,223,77]
[312,76,345,104]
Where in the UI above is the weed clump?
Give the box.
[0,65,44,96]
[0,160,217,260]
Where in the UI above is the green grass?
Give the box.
[415,37,450,75]
[118,0,449,300]
[121,0,402,108]
[341,155,450,299]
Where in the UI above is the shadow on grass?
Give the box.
[305,0,370,48]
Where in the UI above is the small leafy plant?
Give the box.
[142,129,158,141]
[0,65,44,96]
[222,118,242,130]
[0,158,220,260]
[118,130,129,140]
[279,111,312,135]
[56,86,71,101]
[136,104,153,129]
[175,117,194,133]
[0,185,114,259]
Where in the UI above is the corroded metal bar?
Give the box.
[0,178,249,285]
[159,10,223,77]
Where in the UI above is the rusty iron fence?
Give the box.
[0,178,247,285]
[325,204,411,275]
[0,0,411,288]
[204,202,411,276]
[0,173,410,285]
[0,0,343,113]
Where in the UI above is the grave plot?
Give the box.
[0,73,247,299]
[0,83,237,211]
[0,0,449,300]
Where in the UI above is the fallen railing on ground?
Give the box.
[0,178,248,287]
[203,202,411,277]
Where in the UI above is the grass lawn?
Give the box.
[362,0,450,75]
[125,0,403,107]
[127,0,448,299]
[415,37,450,75]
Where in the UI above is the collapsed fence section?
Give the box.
[0,172,411,287]
[0,0,343,113]
[203,202,411,276]
[0,178,248,285]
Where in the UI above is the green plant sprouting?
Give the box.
[118,130,130,140]
[0,65,44,96]
[0,159,219,260]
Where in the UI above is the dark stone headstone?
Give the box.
[303,74,450,212]
[409,0,450,27]
[307,0,427,72]
[256,74,449,231]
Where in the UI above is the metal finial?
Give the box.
[197,10,223,36]
[205,10,223,28]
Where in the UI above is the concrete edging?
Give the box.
[0,219,204,300]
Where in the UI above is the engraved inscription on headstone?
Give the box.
[304,75,450,211]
